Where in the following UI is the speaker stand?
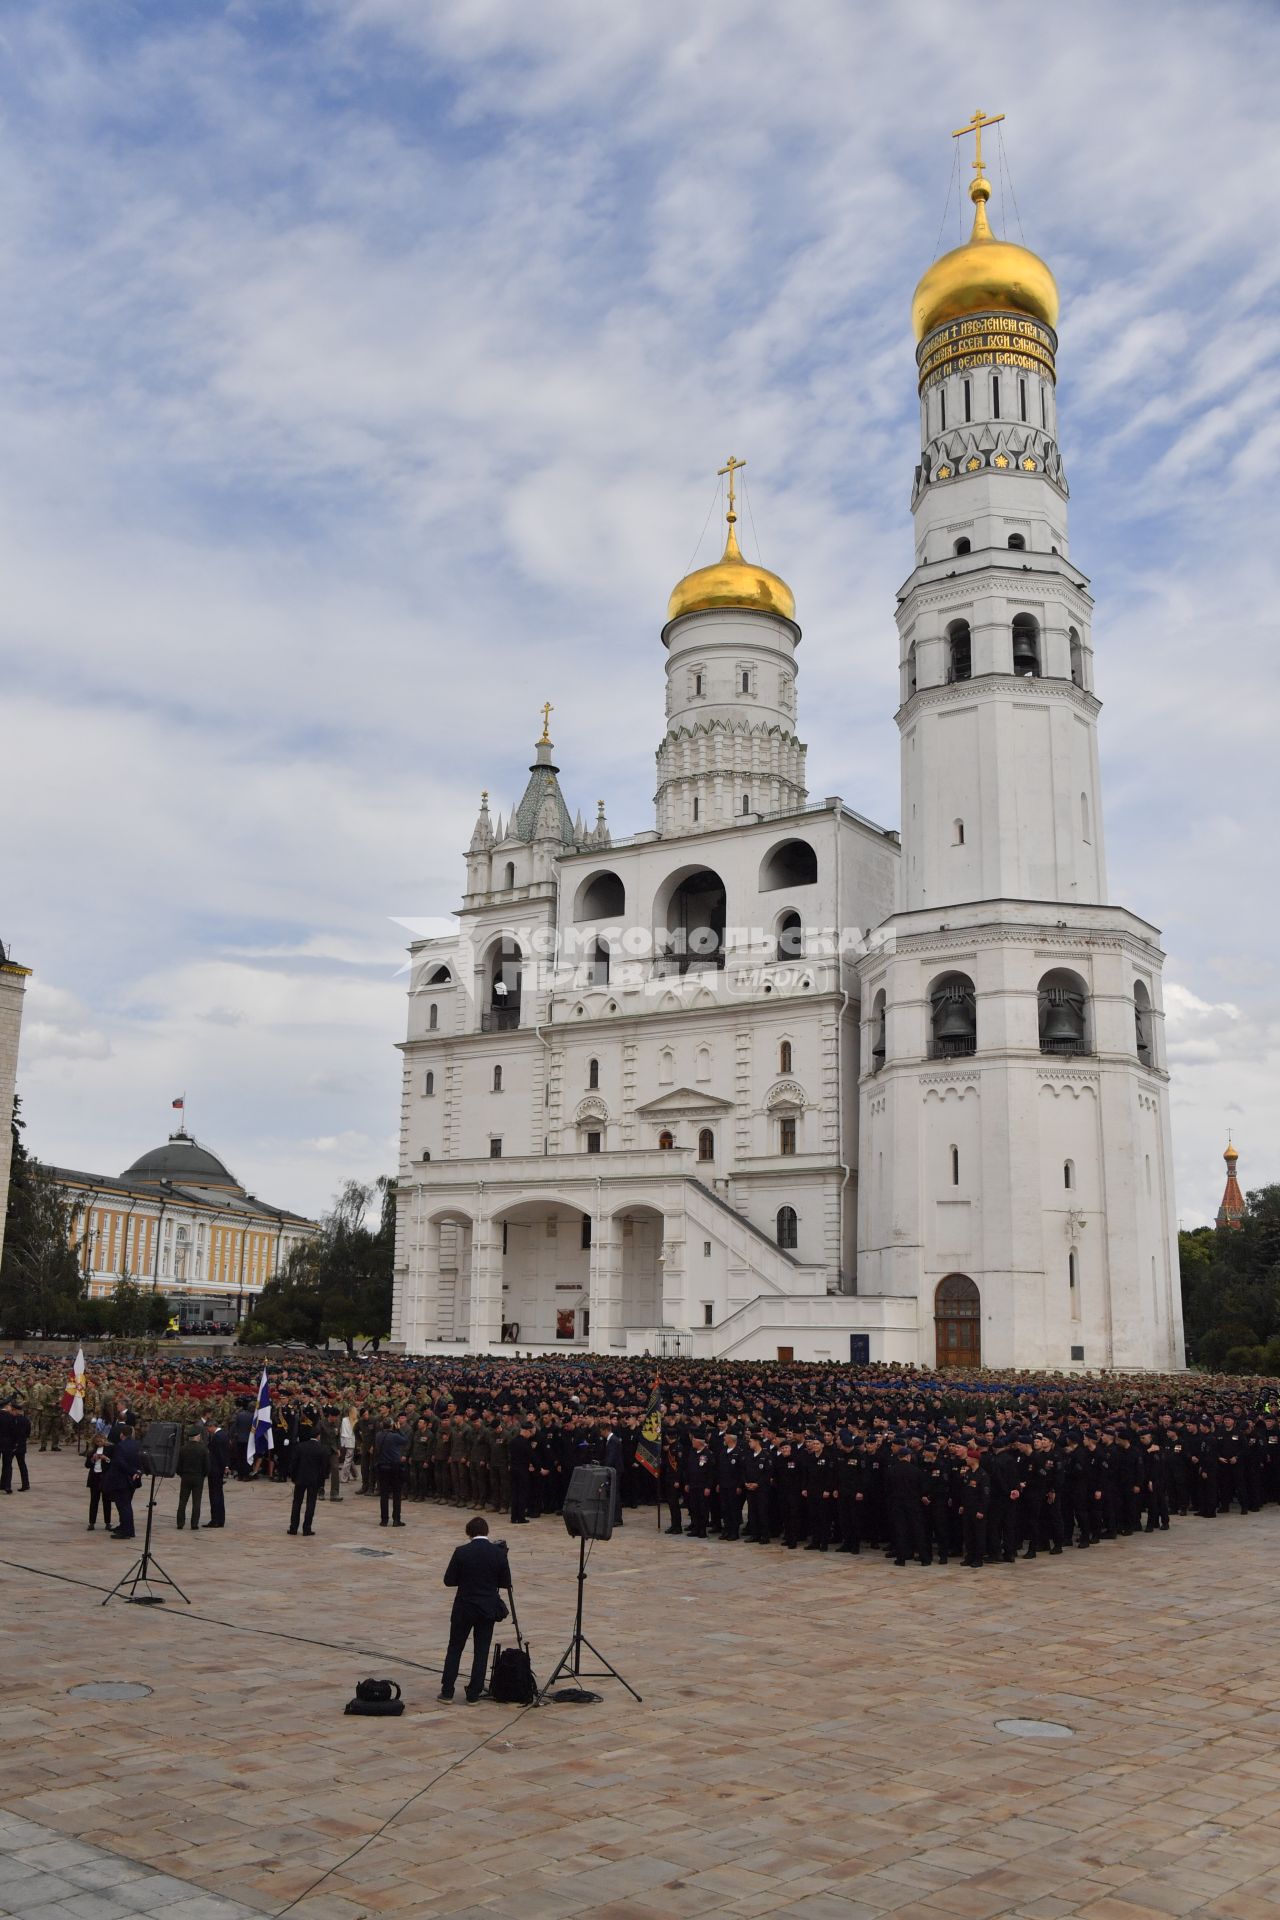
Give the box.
[538,1536,641,1704]
[102,1477,191,1608]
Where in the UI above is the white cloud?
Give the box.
[1,0,1277,1225]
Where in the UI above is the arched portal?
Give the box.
[493,1199,591,1346]
[934,1272,981,1369]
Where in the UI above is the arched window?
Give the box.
[779,1039,793,1073]
[871,989,887,1073]
[1081,792,1091,844]
[486,938,523,1031]
[946,619,972,684]
[1011,613,1041,678]
[741,670,750,693]
[741,794,751,816]
[421,1150,431,1162]
[776,911,803,962]
[492,1065,503,1092]
[697,1128,715,1162]
[1069,627,1084,689]
[428,1003,438,1031]
[694,672,703,696]
[427,965,451,985]
[659,1047,674,1084]
[1064,1160,1074,1190]
[776,1205,798,1250]
[929,971,977,1058]
[424,1071,435,1097]
[576,870,625,921]
[504,861,516,889]
[907,641,918,698]
[695,1046,711,1082]
[662,867,727,973]
[1008,533,1026,550]
[1038,967,1090,1055]
[588,937,610,985]
[658,1130,675,1151]
[1134,981,1154,1067]
[760,840,818,891]
[953,818,965,846]
[950,1145,960,1187]
[588,1057,599,1090]
[954,537,971,556]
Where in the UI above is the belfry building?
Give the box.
[393,120,1184,1371]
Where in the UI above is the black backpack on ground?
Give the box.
[489,1641,537,1705]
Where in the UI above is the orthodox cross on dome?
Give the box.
[539,701,554,744]
[953,107,1004,178]
[718,453,745,528]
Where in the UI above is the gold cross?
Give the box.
[718,453,746,523]
[539,701,554,743]
[953,107,1004,177]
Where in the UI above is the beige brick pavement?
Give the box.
[2,1453,1279,1920]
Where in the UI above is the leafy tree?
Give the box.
[237,1175,395,1351]
[1180,1183,1280,1368]
[105,1277,172,1339]
[0,1097,88,1336]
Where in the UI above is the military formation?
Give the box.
[2,1350,1278,1573]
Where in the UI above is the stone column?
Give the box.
[468,1213,503,1351]
[588,1209,622,1353]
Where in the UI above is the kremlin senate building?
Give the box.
[391,114,1186,1374]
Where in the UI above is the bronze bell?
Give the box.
[933,984,975,1041]
[1042,988,1083,1043]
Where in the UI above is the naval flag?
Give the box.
[246,1366,273,1465]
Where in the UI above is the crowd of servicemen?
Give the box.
[3,1351,1280,1569]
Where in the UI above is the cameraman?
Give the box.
[438,1517,512,1703]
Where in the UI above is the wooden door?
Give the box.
[934,1274,980,1369]
[776,1346,794,1364]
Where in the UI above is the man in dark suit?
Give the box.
[105,1426,145,1539]
[288,1427,329,1536]
[439,1516,512,1703]
[205,1418,230,1528]
[0,1396,31,1494]
[175,1426,210,1531]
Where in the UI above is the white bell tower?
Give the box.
[857,113,1184,1372]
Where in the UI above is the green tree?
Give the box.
[238,1176,395,1351]
[0,1096,88,1336]
[1180,1184,1280,1369]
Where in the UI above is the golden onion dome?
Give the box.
[912,175,1059,344]
[667,518,795,626]
[1224,1142,1239,1162]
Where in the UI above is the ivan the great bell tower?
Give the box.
[856,114,1184,1372]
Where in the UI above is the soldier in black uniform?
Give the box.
[775,1441,805,1549]
[509,1421,533,1524]
[801,1435,834,1552]
[886,1445,929,1568]
[716,1432,744,1541]
[742,1433,772,1543]
[683,1432,715,1539]
[920,1442,951,1566]
[834,1431,862,1555]
[959,1451,989,1569]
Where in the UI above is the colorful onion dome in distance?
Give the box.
[912,169,1059,344]
[1217,1140,1245,1230]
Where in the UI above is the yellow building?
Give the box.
[54,1130,317,1328]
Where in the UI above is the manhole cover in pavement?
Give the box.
[995,1717,1073,1740]
[348,1547,392,1558]
[68,1682,153,1702]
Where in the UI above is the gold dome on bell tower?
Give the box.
[667,456,796,627]
[912,110,1059,345]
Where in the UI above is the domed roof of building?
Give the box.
[1224,1141,1239,1163]
[912,175,1059,344]
[122,1131,243,1192]
[667,519,795,628]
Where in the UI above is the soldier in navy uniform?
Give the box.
[682,1432,715,1539]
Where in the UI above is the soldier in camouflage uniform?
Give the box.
[490,1415,514,1514]
[35,1383,64,1452]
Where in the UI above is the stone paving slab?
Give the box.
[2,1456,1279,1918]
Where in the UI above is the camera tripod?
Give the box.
[102,1475,190,1608]
[538,1535,641,1704]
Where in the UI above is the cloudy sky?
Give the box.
[3,0,1276,1226]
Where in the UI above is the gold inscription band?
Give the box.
[917,311,1057,394]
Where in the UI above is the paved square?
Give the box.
[3,1454,1280,1919]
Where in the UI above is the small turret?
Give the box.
[1216,1140,1245,1231]
[468,792,494,853]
